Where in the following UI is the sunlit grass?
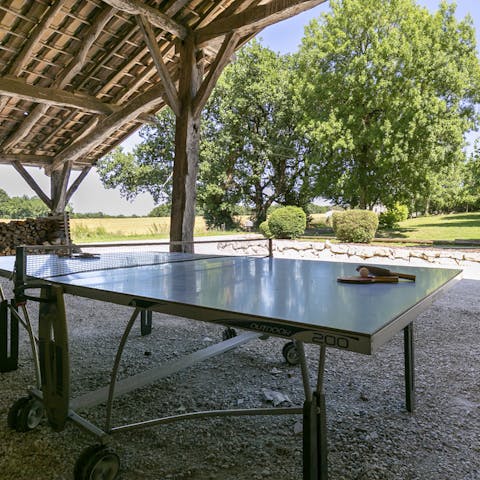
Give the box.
[70,217,240,243]
[382,212,480,242]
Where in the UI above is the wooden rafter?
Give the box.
[47,83,168,173]
[101,0,188,39]
[66,166,92,203]
[193,31,240,116]
[195,0,327,47]
[136,14,180,116]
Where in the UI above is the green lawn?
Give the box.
[378,212,480,242]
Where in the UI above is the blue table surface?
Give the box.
[0,253,461,336]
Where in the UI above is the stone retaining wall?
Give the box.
[217,238,480,268]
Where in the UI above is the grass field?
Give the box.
[309,212,480,243]
[69,216,236,242]
[383,212,480,242]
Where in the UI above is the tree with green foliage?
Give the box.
[148,203,171,217]
[0,192,50,219]
[200,40,313,227]
[97,109,176,204]
[296,0,480,210]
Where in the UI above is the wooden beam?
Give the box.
[170,36,203,253]
[66,166,92,204]
[102,0,188,39]
[195,0,326,47]
[0,76,116,115]
[51,162,72,213]
[12,161,52,209]
[136,14,180,116]
[0,155,53,167]
[0,154,90,169]
[193,32,240,116]
[47,83,167,172]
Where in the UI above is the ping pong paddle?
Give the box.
[356,265,416,281]
[337,275,399,284]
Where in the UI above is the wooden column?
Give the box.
[170,36,203,253]
[50,162,72,214]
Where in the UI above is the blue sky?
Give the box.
[1,0,479,215]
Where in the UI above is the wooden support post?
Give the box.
[170,36,203,253]
[50,162,72,214]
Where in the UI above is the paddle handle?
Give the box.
[395,272,416,281]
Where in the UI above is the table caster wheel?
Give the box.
[282,341,300,365]
[7,396,44,432]
[222,327,237,340]
[74,444,120,480]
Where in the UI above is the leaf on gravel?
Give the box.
[262,389,292,406]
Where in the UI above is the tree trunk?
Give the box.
[170,37,202,253]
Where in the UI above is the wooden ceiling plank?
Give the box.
[165,0,192,16]
[137,14,180,116]
[101,0,188,39]
[8,1,66,77]
[195,0,326,47]
[12,160,52,208]
[193,31,239,116]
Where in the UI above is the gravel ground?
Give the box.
[0,255,479,480]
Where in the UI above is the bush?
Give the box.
[379,203,409,229]
[267,206,306,239]
[332,210,379,243]
[258,220,272,238]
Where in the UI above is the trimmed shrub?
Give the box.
[332,210,379,243]
[259,220,272,238]
[268,206,306,239]
[379,203,409,229]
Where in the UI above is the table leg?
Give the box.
[302,344,328,480]
[0,297,18,373]
[38,285,70,431]
[140,309,152,336]
[403,323,415,412]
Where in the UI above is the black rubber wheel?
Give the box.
[8,396,44,432]
[282,341,300,366]
[222,327,237,340]
[16,397,44,432]
[74,444,120,480]
[7,396,30,430]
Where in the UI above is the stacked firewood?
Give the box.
[0,215,70,256]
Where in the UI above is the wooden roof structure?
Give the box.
[0,0,325,249]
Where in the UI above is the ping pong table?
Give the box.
[0,243,461,480]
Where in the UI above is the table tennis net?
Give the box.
[16,239,272,280]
